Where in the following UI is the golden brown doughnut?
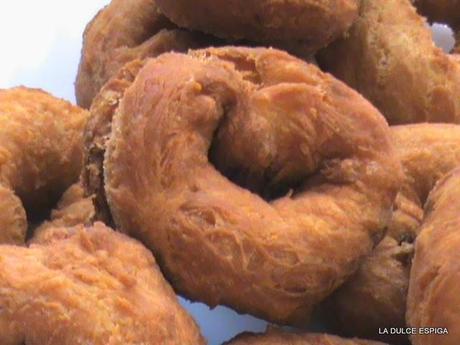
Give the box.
[407,167,460,345]
[84,46,402,325]
[318,0,460,124]
[0,223,205,344]
[225,328,387,345]
[156,0,359,54]
[323,124,460,344]
[75,0,216,109]
[0,87,88,245]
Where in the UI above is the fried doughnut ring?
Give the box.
[0,87,88,245]
[323,124,460,344]
[225,328,387,345]
[156,0,359,54]
[85,46,402,324]
[75,0,215,109]
[0,223,205,345]
[318,0,460,124]
[407,167,460,345]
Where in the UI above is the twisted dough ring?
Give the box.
[75,0,215,108]
[156,0,359,54]
[225,328,387,345]
[408,167,460,345]
[0,223,204,345]
[318,0,460,124]
[84,47,402,324]
[324,124,460,344]
[0,87,88,245]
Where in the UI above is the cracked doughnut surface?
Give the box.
[75,0,215,109]
[156,0,359,54]
[0,87,88,245]
[0,223,205,345]
[324,124,460,344]
[407,167,460,345]
[85,46,402,325]
[318,0,460,124]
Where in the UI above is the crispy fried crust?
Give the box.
[0,223,205,345]
[318,0,460,124]
[156,0,359,54]
[407,167,460,345]
[0,87,88,245]
[32,183,95,244]
[85,46,402,324]
[323,124,460,344]
[225,328,387,345]
[75,0,216,109]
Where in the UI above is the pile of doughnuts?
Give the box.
[1,0,460,344]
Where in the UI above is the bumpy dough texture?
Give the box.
[407,167,460,345]
[156,0,359,54]
[32,183,95,244]
[85,46,402,324]
[225,328,387,345]
[75,0,215,109]
[83,59,146,226]
[323,124,460,344]
[0,223,205,345]
[318,0,460,124]
[0,87,88,245]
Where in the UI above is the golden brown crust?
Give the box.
[156,0,359,53]
[0,223,205,345]
[225,328,387,345]
[32,183,95,244]
[0,87,89,244]
[323,124,460,343]
[82,59,147,225]
[75,0,216,109]
[318,0,460,124]
[407,167,460,345]
[85,46,402,324]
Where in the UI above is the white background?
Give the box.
[0,1,455,344]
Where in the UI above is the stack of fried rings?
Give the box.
[2,0,460,344]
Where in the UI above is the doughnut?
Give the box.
[225,328,387,345]
[323,124,460,343]
[0,223,205,344]
[75,0,216,109]
[407,167,460,345]
[32,183,95,244]
[84,46,402,324]
[0,87,88,245]
[318,0,460,124]
[156,0,359,54]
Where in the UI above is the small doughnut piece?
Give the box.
[0,223,205,345]
[407,167,460,345]
[323,124,460,344]
[156,0,359,54]
[32,183,95,244]
[0,87,88,244]
[318,0,460,124]
[225,328,387,345]
[75,0,215,108]
[86,47,402,324]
